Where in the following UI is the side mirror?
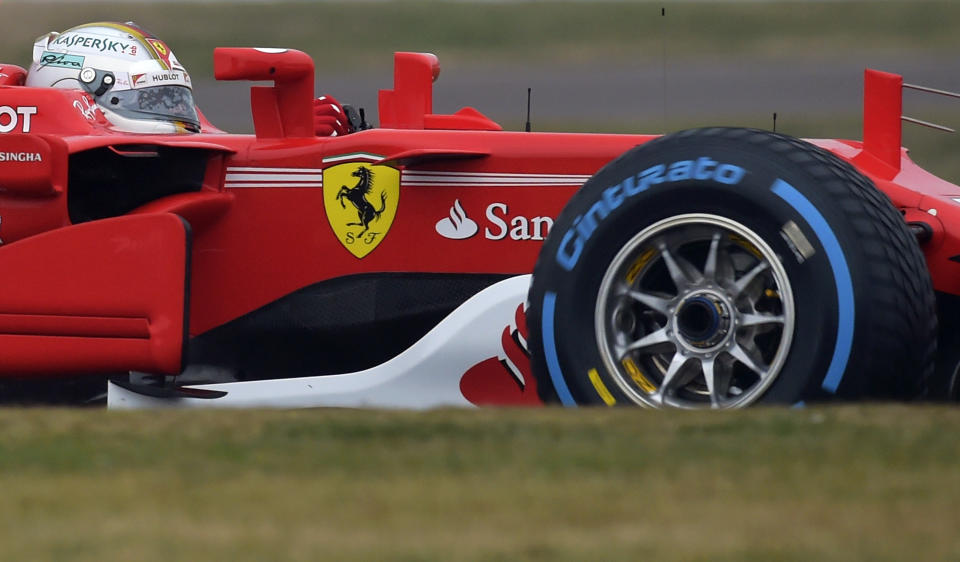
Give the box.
[378,52,501,131]
[214,48,315,138]
[378,52,439,129]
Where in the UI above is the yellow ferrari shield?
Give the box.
[323,162,400,258]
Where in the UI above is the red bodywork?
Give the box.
[0,51,955,379]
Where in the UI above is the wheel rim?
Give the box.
[596,213,795,409]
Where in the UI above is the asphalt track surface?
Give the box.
[196,54,960,134]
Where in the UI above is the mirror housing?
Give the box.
[214,48,315,138]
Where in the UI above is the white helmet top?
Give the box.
[26,21,200,134]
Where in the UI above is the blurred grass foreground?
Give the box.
[0,406,959,560]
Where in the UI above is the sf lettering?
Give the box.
[0,106,37,133]
[345,231,381,245]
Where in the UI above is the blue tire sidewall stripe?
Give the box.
[771,179,854,393]
[542,291,578,407]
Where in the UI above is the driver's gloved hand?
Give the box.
[313,95,352,136]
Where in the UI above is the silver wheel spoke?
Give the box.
[739,312,785,329]
[651,352,692,405]
[703,232,722,282]
[715,243,738,288]
[727,343,769,378]
[672,361,703,390]
[702,357,723,408]
[714,360,736,407]
[620,327,672,357]
[659,243,702,290]
[732,261,770,297]
[625,290,673,315]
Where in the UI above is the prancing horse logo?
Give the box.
[323,161,400,259]
[337,167,387,234]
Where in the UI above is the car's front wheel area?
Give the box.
[528,127,937,409]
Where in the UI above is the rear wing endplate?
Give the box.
[863,68,960,171]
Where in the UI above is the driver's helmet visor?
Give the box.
[101,85,200,131]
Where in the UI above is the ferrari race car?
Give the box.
[0,46,955,409]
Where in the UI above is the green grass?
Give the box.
[2,1,959,73]
[1,406,959,560]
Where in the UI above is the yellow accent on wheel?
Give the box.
[728,233,763,259]
[588,368,616,406]
[622,358,657,394]
[625,248,657,284]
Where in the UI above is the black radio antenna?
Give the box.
[525,88,532,132]
[660,6,667,131]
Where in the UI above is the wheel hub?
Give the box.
[675,292,731,349]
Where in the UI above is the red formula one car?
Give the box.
[0,45,954,409]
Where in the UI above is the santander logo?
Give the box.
[435,199,478,239]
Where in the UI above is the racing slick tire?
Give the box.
[527,127,936,409]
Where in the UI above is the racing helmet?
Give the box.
[25,22,200,134]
